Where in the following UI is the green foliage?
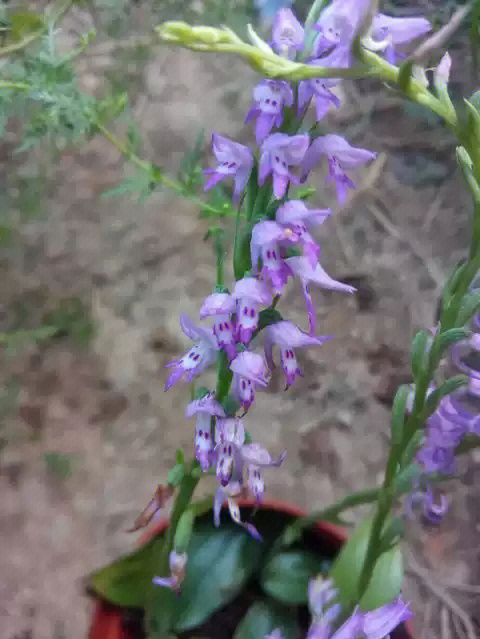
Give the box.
[148,515,265,633]
[330,517,403,612]
[89,533,163,608]
[233,600,299,639]
[42,297,94,347]
[44,451,78,479]
[260,550,326,605]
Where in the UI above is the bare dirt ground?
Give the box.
[1,3,479,639]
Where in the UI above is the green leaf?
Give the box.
[457,290,480,325]
[260,550,325,605]
[410,330,431,381]
[167,461,186,487]
[394,462,421,494]
[233,600,298,639]
[174,509,195,553]
[9,11,44,40]
[149,517,265,633]
[435,328,470,359]
[89,535,162,608]
[330,518,403,611]
[397,59,414,92]
[390,385,409,449]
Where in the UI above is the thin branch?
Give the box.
[413,3,472,63]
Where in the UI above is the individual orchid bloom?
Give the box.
[298,69,340,123]
[286,256,356,334]
[230,351,271,413]
[242,442,286,502]
[153,551,187,595]
[203,134,253,203]
[214,417,246,488]
[276,200,331,266]
[271,8,304,58]
[360,598,412,639]
[246,80,294,143]
[186,392,226,471]
[264,320,331,388]
[422,486,449,525]
[259,133,310,199]
[213,484,262,540]
[313,0,368,59]
[200,292,237,361]
[251,220,293,294]
[233,277,273,346]
[301,135,376,205]
[165,314,219,390]
[306,578,342,639]
[370,13,431,64]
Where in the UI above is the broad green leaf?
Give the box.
[149,517,265,633]
[89,535,162,608]
[233,599,298,639]
[330,518,403,611]
[260,550,325,605]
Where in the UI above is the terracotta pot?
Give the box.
[88,498,413,639]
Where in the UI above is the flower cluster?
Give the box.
[410,315,480,523]
[267,577,412,639]
[161,6,389,539]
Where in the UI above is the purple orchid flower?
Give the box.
[251,220,294,294]
[259,133,310,199]
[203,134,253,203]
[200,292,237,361]
[165,314,219,390]
[360,599,412,639]
[276,200,331,266]
[153,551,187,595]
[298,67,341,123]
[246,80,294,144]
[233,277,273,346]
[242,442,286,502]
[370,14,431,64]
[306,578,412,639]
[301,135,376,205]
[230,351,270,413]
[264,321,331,388]
[186,392,226,471]
[313,0,369,59]
[271,8,304,58]
[213,418,263,540]
[286,256,356,334]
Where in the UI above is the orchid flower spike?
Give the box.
[259,133,310,199]
[153,551,187,595]
[250,220,293,294]
[186,392,226,471]
[200,292,237,361]
[203,134,253,203]
[246,80,294,144]
[271,8,304,58]
[165,314,219,390]
[230,351,271,413]
[276,200,331,266]
[286,256,356,334]
[233,277,273,346]
[264,321,331,388]
[301,135,376,205]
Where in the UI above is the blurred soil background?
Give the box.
[1,1,480,638]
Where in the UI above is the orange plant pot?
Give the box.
[89,498,413,639]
